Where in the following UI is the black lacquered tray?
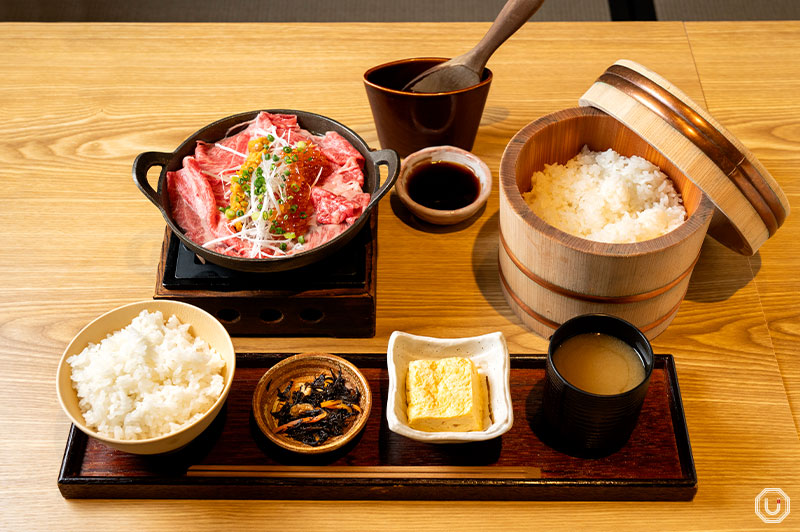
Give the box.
[58,353,696,500]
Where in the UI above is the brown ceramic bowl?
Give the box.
[396,146,492,225]
[252,352,372,454]
[364,58,492,157]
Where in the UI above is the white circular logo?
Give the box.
[756,488,791,524]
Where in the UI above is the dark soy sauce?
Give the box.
[406,161,480,211]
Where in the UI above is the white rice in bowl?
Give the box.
[67,309,226,441]
[522,146,687,243]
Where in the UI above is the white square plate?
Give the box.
[386,331,514,443]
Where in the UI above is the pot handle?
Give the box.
[132,151,172,210]
[363,148,400,213]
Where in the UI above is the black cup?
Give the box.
[541,314,654,457]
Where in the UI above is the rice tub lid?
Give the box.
[579,59,789,256]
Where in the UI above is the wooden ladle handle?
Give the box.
[463,0,546,72]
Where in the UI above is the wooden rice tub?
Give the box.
[498,107,715,339]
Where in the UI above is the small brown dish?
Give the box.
[252,352,372,454]
[396,146,492,225]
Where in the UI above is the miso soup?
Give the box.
[552,332,645,395]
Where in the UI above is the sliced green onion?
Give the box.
[283,232,296,239]
[296,141,307,150]
[298,236,305,244]
[280,242,287,251]
[267,134,275,142]
[283,146,292,154]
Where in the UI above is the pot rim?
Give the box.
[499,106,715,258]
[133,109,398,272]
[363,57,493,97]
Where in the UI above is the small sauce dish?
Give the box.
[396,146,492,225]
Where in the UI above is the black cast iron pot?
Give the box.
[133,110,399,272]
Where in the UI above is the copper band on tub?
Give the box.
[498,256,684,334]
[499,230,700,304]
[497,262,560,331]
[597,66,784,235]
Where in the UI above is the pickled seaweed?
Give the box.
[270,368,362,446]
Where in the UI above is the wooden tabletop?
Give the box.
[1,20,799,530]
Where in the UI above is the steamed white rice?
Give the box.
[67,309,226,440]
[522,146,686,243]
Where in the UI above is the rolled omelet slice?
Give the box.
[406,357,488,432]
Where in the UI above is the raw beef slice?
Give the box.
[312,187,365,225]
[167,156,226,245]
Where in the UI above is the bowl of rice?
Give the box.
[499,106,715,339]
[56,300,236,455]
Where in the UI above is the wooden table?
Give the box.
[1,20,798,530]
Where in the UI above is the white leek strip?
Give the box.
[223,116,256,138]
[260,158,285,215]
[312,167,323,187]
[254,125,291,150]
[202,232,240,249]
[204,130,306,256]
[214,143,247,159]
[253,126,275,139]
[219,165,239,177]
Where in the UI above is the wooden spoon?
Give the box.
[403,0,546,93]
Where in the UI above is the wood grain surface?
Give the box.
[1,21,799,531]
[685,21,800,441]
